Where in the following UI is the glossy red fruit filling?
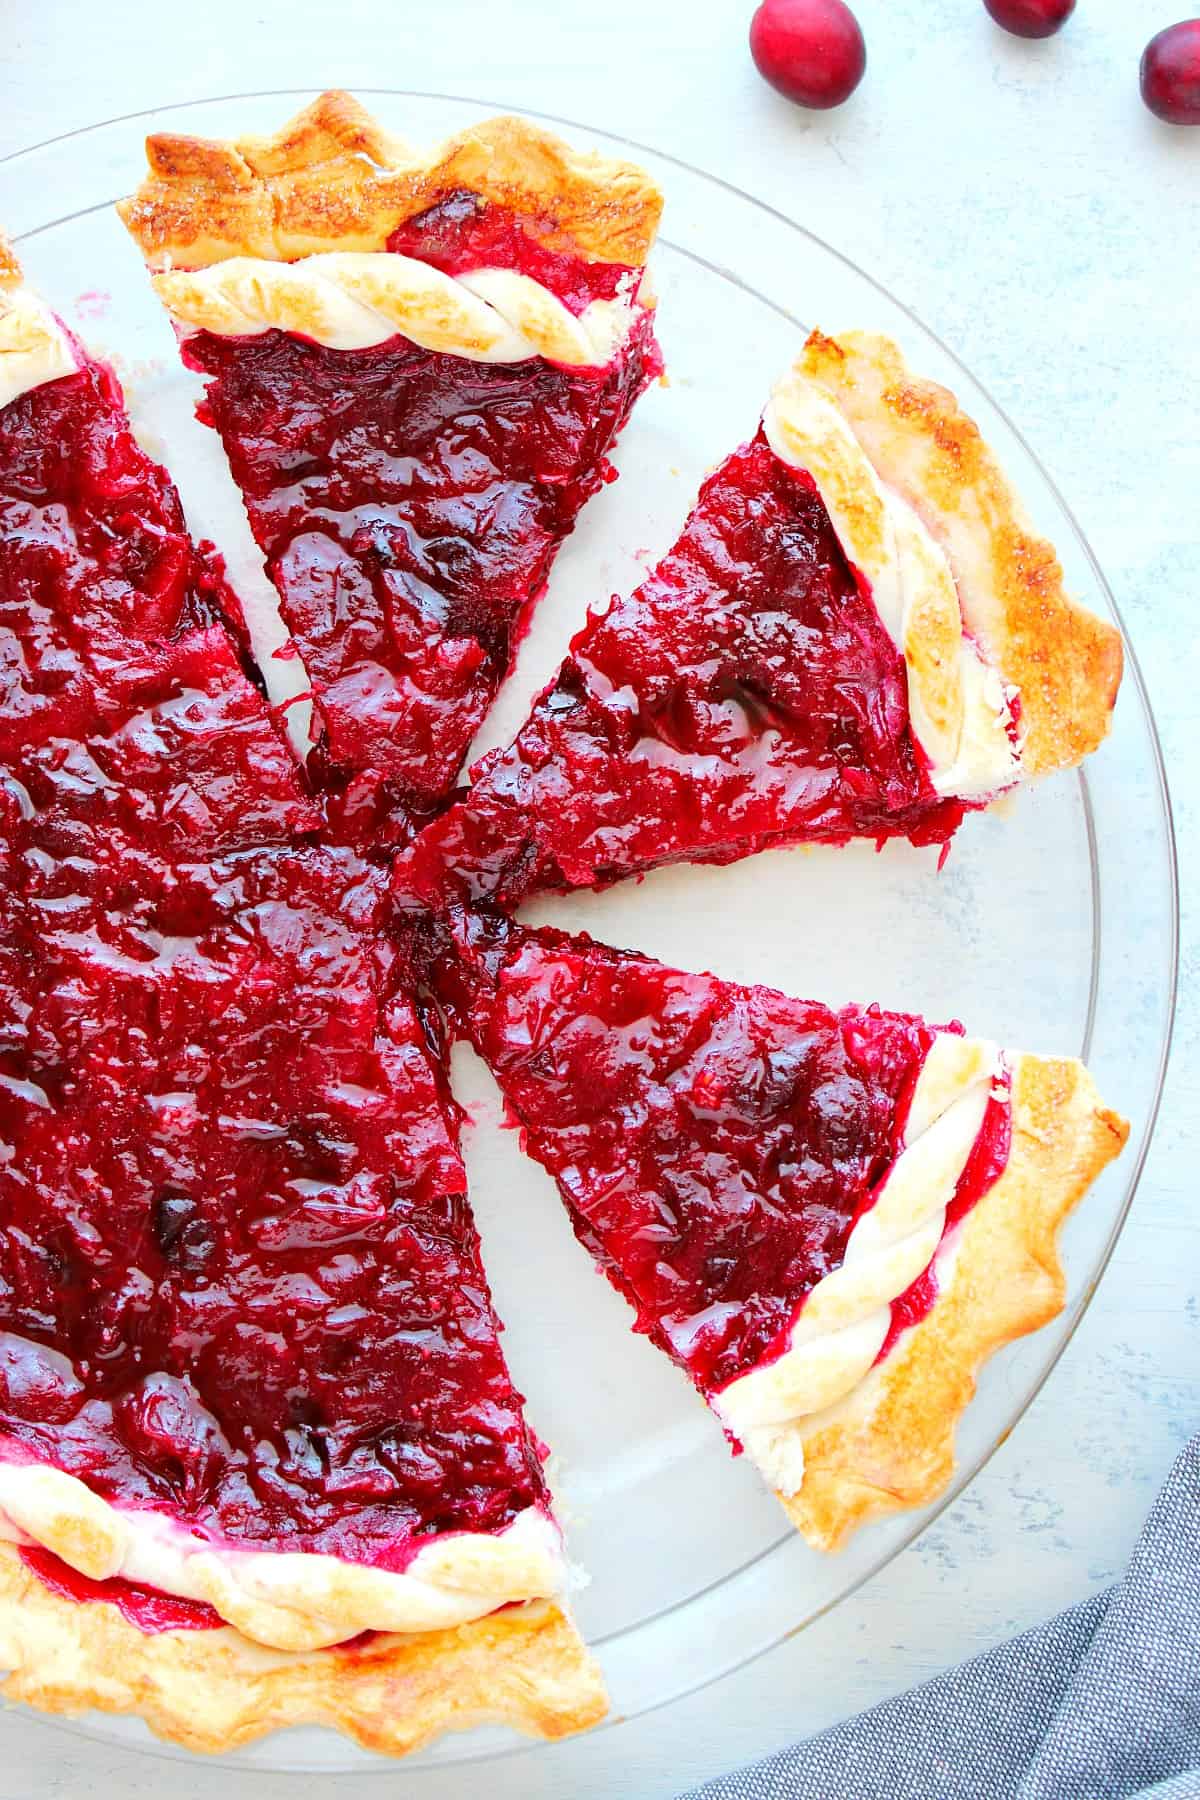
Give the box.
[440,913,1009,1397]
[387,189,633,314]
[0,354,547,1572]
[396,435,966,914]
[183,228,660,856]
[749,0,867,109]
[983,0,1075,38]
[21,1546,222,1634]
[0,849,547,1564]
[1140,21,1200,124]
[0,356,319,912]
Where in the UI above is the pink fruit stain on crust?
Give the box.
[1141,20,1200,124]
[749,0,867,111]
[983,0,1075,39]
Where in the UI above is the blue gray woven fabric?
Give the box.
[684,1436,1200,1800]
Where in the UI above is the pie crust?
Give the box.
[798,331,1124,779]
[780,1050,1128,1549]
[0,1548,605,1755]
[117,89,663,272]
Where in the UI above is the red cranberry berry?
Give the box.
[749,0,867,110]
[983,0,1075,38]
[1141,20,1200,123]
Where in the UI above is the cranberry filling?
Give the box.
[387,190,632,314]
[0,356,548,1574]
[395,435,969,914]
[183,253,660,855]
[0,359,320,895]
[0,848,547,1562]
[439,912,1008,1397]
[20,1546,222,1634]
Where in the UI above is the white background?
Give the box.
[1,1,1197,1794]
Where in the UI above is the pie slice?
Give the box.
[118,91,663,854]
[436,907,1128,1549]
[395,331,1124,912]
[0,244,603,1753]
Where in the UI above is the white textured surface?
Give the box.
[0,0,1195,1794]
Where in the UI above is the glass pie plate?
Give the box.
[0,91,1177,1783]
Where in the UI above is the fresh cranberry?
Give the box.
[983,0,1075,37]
[1141,20,1200,123]
[749,0,866,110]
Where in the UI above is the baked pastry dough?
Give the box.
[0,1549,604,1756]
[782,1051,1127,1548]
[793,331,1123,782]
[118,89,662,271]
[119,95,660,367]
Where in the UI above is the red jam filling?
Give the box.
[0,360,318,894]
[395,436,969,915]
[439,912,1008,1397]
[0,848,547,1564]
[182,221,660,854]
[20,1545,222,1634]
[386,189,632,314]
[0,357,548,1573]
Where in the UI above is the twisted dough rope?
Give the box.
[153,252,646,369]
[765,367,1023,801]
[713,1034,1007,1490]
[0,1458,565,1653]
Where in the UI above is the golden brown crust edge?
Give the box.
[800,330,1124,779]
[117,90,663,273]
[0,1549,606,1757]
[0,235,20,288]
[781,1052,1129,1551]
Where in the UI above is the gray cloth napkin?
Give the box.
[685,1436,1200,1800]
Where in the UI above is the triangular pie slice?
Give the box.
[437,907,1128,1549]
[119,91,663,854]
[395,331,1124,912]
[0,244,603,1754]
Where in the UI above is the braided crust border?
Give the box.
[779,1051,1129,1550]
[118,91,664,272]
[0,1552,607,1757]
[799,331,1123,779]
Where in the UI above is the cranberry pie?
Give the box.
[0,95,1134,1764]
[438,908,1128,1548]
[0,241,603,1754]
[119,92,663,854]
[396,330,1123,910]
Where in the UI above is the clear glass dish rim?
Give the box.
[0,89,1181,1774]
